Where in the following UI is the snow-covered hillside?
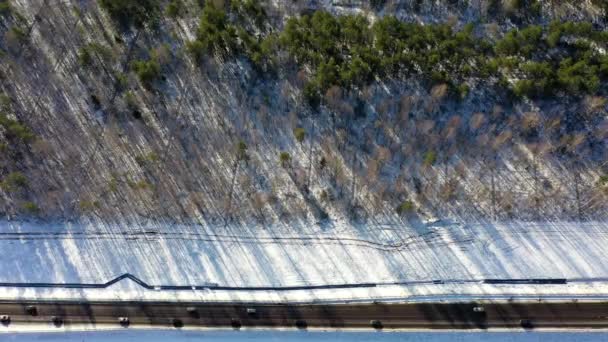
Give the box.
[1,0,608,304]
[1,0,607,223]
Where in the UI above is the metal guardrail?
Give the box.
[0,273,377,291]
[482,279,567,284]
[0,274,581,291]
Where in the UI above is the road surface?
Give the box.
[1,300,608,330]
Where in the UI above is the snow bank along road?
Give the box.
[1,220,608,302]
[2,300,608,330]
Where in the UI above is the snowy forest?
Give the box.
[0,0,607,225]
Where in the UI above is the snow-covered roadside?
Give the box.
[1,220,608,302]
[5,329,608,339]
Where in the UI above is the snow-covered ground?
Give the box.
[3,330,608,341]
[1,219,608,302]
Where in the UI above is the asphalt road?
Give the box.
[1,300,608,330]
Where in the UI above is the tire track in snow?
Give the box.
[0,230,474,252]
